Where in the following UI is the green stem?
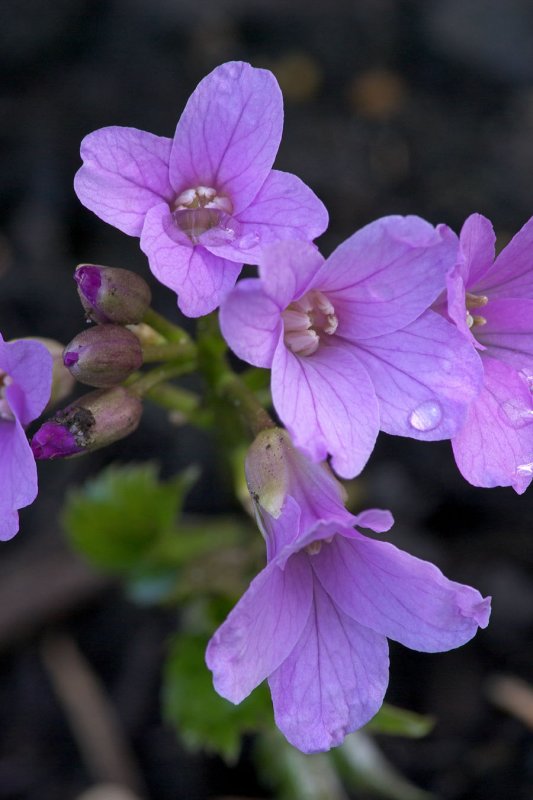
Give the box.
[145,383,212,427]
[143,308,193,345]
[142,341,196,363]
[217,371,275,437]
[127,359,195,397]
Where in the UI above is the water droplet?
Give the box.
[409,400,442,432]
[499,400,533,429]
[238,232,261,250]
[516,462,533,476]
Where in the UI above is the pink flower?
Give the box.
[444,214,533,492]
[220,217,483,478]
[206,430,490,753]
[0,335,52,540]
[74,62,328,318]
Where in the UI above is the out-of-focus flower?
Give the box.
[206,429,491,753]
[74,264,152,325]
[0,334,53,540]
[31,386,142,459]
[74,62,328,318]
[443,214,533,492]
[63,325,143,388]
[220,218,483,478]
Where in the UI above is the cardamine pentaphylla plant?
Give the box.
[3,57,533,788]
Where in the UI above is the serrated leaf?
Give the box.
[365,703,435,738]
[163,631,271,763]
[62,462,199,572]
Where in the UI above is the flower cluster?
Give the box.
[7,59,533,754]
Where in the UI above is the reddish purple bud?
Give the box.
[74,264,152,325]
[31,421,82,459]
[63,324,143,388]
[31,386,143,459]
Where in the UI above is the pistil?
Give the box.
[172,186,233,243]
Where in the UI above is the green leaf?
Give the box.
[365,703,435,738]
[163,631,271,763]
[62,462,199,573]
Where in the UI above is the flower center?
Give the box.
[465,291,488,330]
[282,290,338,356]
[0,372,14,421]
[171,186,233,243]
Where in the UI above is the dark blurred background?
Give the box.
[1,1,533,798]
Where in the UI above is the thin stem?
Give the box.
[143,308,193,345]
[142,341,196,363]
[127,360,196,397]
[217,371,275,437]
[145,383,212,427]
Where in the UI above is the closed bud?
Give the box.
[31,386,143,459]
[245,428,292,518]
[63,325,143,388]
[74,264,152,325]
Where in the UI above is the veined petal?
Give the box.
[258,240,326,309]
[477,298,533,371]
[170,62,283,215]
[313,534,491,652]
[269,578,389,753]
[452,355,533,493]
[458,213,496,288]
[354,310,484,440]
[74,127,173,236]
[476,216,533,299]
[141,203,242,317]
[446,261,479,347]
[271,340,379,479]
[317,216,458,340]
[206,553,313,704]
[219,279,281,368]
[203,170,328,263]
[0,339,52,426]
[0,419,38,514]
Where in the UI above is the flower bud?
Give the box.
[31,386,142,459]
[63,325,143,388]
[245,428,292,518]
[74,264,152,325]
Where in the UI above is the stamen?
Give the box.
[0,373,14,421]
[171,186,234,243]
[465,291,488,309]
[466,311,487,329]
[283,290,338,356]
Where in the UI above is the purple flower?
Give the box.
[206,429,490,753]
[0,334,53,540]
[443,214,533,492]
[220,217,483,478]
[74,61,328,318]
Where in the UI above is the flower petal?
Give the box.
[141,203,242,317]
[0,419,37,518]
[317,216,458,340]
[271,341,379,479]
[476,216,533,299]
[313,533,491,652]
[0,510,19,542]
[170,62,283,215]
[458,213,496,288]
[452,355,533,493]
[219,279,281,368]
[477,298,533,372]
[268,578,389,753]
[74,127,173,236]
[353,310,484,440]
[206,553,313,704]
[0,339,52,426]
[202,169,328,262]
[258,240,326,309]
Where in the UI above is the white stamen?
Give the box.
[282,290,338,356]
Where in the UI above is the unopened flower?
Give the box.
[74,264,152,325]
[442,214,533,492]
[31,385,142,459]
[206,429,490,753]
[74,61,328,317]
[0,334,53,540]
[63,325,143,388]
[220,218,483,478]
